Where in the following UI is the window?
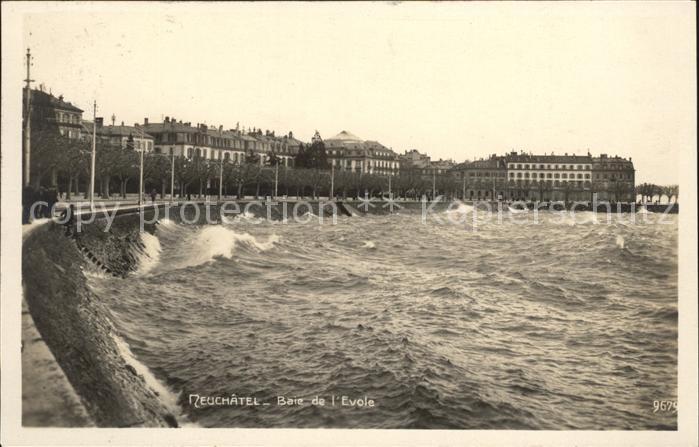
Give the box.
[547,173,552,178]
[585,173,590,179]
[525,164,530,169]
[562,173,567,179]
[517,164,522,169]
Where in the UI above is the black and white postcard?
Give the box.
[1,2,697,446]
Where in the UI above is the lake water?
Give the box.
[87,207,678,429]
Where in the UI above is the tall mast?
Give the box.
[89,101,97,209]
[23,48,34,187]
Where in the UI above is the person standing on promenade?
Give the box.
[46,187,58,218]
[150,189,157,204]
[22,185,36,224]
[61,204,76,237]
[36,187,47,218]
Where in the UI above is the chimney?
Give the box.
[288,131,293,138]
[95,117,104,128]
[165,116,170,123]
[121,121,124,126]
[144,117,149,125]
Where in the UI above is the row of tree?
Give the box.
[25,128,679,203]
[26,129,453,200]
[635,183,679,203]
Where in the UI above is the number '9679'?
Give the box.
[653,400,677,413]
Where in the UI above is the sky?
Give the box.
[18,1,696,185]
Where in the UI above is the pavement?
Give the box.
[22,298,94,427]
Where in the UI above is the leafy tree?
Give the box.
[295,140,329,170]
[94,141,124,198]
[144,152,172,198]
[113,146,138,198]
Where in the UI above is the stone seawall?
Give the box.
[22,221,178,427]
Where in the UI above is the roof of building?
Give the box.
[365,140,394,152]
[505,153,592,164]
[100,125,154,139]
[142,121,199,133]
[327,130,362,142]
[284,136,304,147]
[27,89,84,113]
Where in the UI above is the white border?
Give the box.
[2,2,697,446]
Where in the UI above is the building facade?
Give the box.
[24,88,84,139]
[325,130,400,176]
[399,149,431,169]
[141,118,300,167]
[450,151,634,202]
[451,155,508,200]
[81,119,155,152]
[591,154,635,202]
[505,152,593,202]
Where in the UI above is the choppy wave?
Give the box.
[134,232,162,275]
[86,212,678,429]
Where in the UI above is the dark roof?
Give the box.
[283,136,304,146]
[27,89,83,113]
[505,154,592,164]
[98,125,154,139]
[142,122,198,134]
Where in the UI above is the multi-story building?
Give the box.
[591,154,635,202]
[325,130,400,175]
[141,118,301,167]
[142,118,245,163]
[81,118,155,152]
[450,151,634,202]
[24,87,83,139]
[505,152,593,201]
[430,158,456,175]
[450,155,508,200]
[399,149,431,169]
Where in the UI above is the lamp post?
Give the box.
[137,130,144,206]
[170,150,175,205]
[23,48,33,187]
[462,174,466,201]
[219,151,224,202]
[89,101,97,210]
[432,168,436,201]
[330,162,334,200]
[274,161,279,198]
